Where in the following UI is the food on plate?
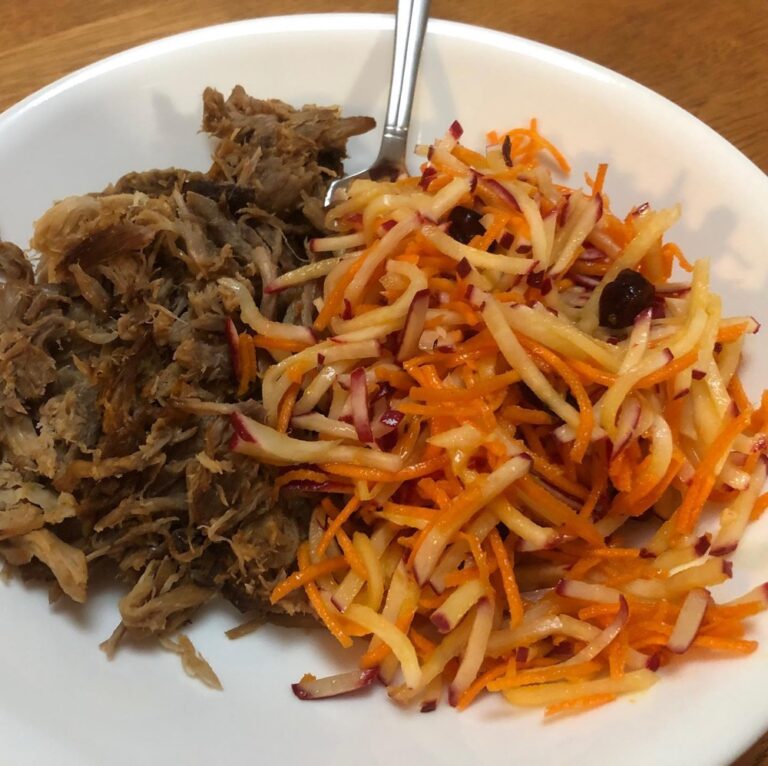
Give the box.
[0,86,374,665]
[227,119,768,715]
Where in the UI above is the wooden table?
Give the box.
[1,1,767,763]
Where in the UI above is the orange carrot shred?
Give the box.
[270,548,348,605]
[545,693,617,718]
[675,407,753,533]
[316,495,361,558]
[276,383,300,434]
[313,253,367,331]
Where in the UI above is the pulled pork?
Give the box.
[0,87,374,642]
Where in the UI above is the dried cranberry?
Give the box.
[599,269,655,329]
[448,205,485,245]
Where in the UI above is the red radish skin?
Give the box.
[448,120,464,139]
[501,135,513,166]
[564,596,628,665]
[396,289,430,362]
[350,367,373,443]
[694,535,711,557]
[478,177,522,212]
[430,612,451,634]
[466,285,487,309]
[230,412,258,443]
[419,166,437,190]
[291,668,378,700]
[578,247,607,262]
[711,542,738,557]
[457,258,472,278]
[667,588,710,654]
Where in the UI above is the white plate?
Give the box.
[1,14,767,766]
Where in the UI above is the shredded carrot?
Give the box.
[675,407,753,533]
[505,119,570,173]
[516,475,603,546]
[443,560,499,588]
[456,661,508,710]
[636,350,698,389]
[692,636,758,654]
[717,322,750,344]
[591,163,608,196]
[580,445,608,518]
[706,603,764,622]
[320,455,447,485]
[409,370,521,403]
[316,495,361,558]
[294,545,353,648]
[751,492,768,522]
[500,404,555,425]
[269,550,348,605]
[662,242,693,273]
[608,632,628,679]
[729,374,751,415]
[489,661,601,691]
[488,528,524,626]
[570,358,617,387]
[313,252,367,331]
[462,532,491,586]
[418,589,450,610]
[531,453,590,501]
[518,337,593,462]
[335,528,368,579]
[276,383,300,434]
[375,366,414,390]
[359,607,416,668]
[545,693,617,717]
[569,557,601,581]
[409,627,437,660]
[452,144,490,169]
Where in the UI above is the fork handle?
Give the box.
[378,0,431,163]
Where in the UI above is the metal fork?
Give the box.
[324,0,431,207]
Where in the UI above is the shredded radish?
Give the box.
[667,588,711,654]
[292,668,378,700]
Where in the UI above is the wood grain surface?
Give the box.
[1,1,767,763]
